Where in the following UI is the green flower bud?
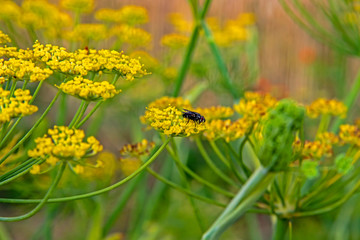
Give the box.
[335,153,353,174]
[258,99,305,171]
[301,160,319,179]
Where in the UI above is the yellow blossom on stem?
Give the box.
[0,88,38,123]
[339,124,360,146]
[194,106,234,121]
[118,5,148,26]
[0,1,21,21]
[111,25,152,48]
[61,0,94,13]
[0,31,11,44]
[120,139,155,158]
[161,34,189,49]
[306,98,347,118]
[234,91,277,123]
[57,76,120,101]
[119,157,142,176]
[147,96,192,110]
[66,24,108,43]
[203,118,251,142]
[169,13,193,33]
[95,8,121,23]
[28,126,103,164]
[142,106,206,137]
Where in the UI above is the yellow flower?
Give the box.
[60,0,94,13]
[0,88,38,124]
[306,98,347,118]
[28,126,103,163]
[237,13,256,26]
[339,124,360,146]
[57,76,120,101]
[203,118,251,142]
[66,24,108,43]
[234,91,277,123]
[120,139,155,158]
[119,157,142,176]
[0,1,21,21]
[169,13,192,33]
[111,25,152,48]
[30,164,41,174]
[0,31,11,44]
[95,8,121,23]
[301,140,333,159]
[194,106,234,121]
[118,5,148,26]
[147,96,192,110]
[161,34,189,49]
[142,106,206,137]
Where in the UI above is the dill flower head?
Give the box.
[0,0,21,21]
[194,106,234,121]
[119,157,142,176]
[66,24,108,43]
[61,0,94,13]
[95,8,120,23]
[21,0,60,29]
[161,34,189,49]
[299,140,333,159]
[28,126,103,164]
[120,139,155,158]
[306,98,347,118]
[142,106,206,137]
[169,13,193,33]
[147,96,192,110]
[0,88,38,123]
[118,5,148,26]
[203,118,251,142]
[57,76,120,101]
[111,25,152,48]
[234,91,277,123]
[339,124,360,146]
[0,58,53,82]
[0,31,11,44]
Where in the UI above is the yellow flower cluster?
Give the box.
[339,124,360,146]
[161,34,189,49]
[28,126,103,165]
[31,41,147,80]
[194,106,234,121]
[120,139,155,158]
[57,76,120,101]
[147,96,192,110]
[306,98,347,118]
[142,106,206,137]
[203,118,251,142]
[111,25,152,48]
[234,91,277,123]
[0,1,21,21]
[169,13,193,33]
[0,88,38,123]
[66,24,108,43]
[95,5,148,25]
[61,0,94,13]
[0,58,53,82]
[0,31,11,44]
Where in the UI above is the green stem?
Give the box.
[209,140,230,168]
[102,174,142,237]
[0,159,43,186]
[166,144,234,198]
[75,101,103,128]
[0,90,61,165]
[68,101,86,128]
[147,167,225,207]
[331,69,360,132]
[272,217,289,240]
[195,138,239,187]
[201,21,240,100]
[29,80,45,104]
[202,166,275,240]
[73,102,90,128]
[0,162,66,222]
[0,138,171,204]
[57,92,67,125]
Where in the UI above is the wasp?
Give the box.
[182,109,206,124]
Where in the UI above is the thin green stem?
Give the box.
[166,144,235,198]
[272,217,289,240]
[331,69,360,132]
[0,162,66,222]
[73,101,90,128]
[195,138,239,187]
[75,101,103,128]
[0,138,171,204]
[0,159,44,186]
[147,167,226,207]
[0,90,61,165]
[68,101,86,128]
[29,80,45,104]
[209,140,230,168]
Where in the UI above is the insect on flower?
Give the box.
[182,109,206,124]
